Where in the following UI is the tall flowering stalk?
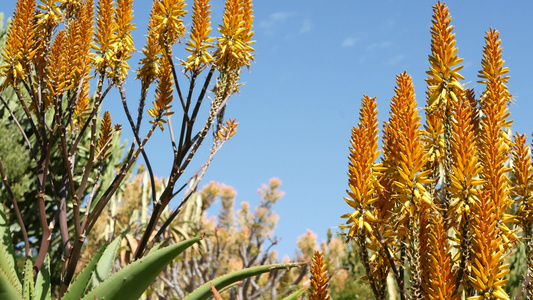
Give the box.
[341,95,384,298]
[424,0,465,212]
[423,212,457,300]
[467,28,514,300]
[389,72,434,300]
[511,134,533,299]
[447,88,483,293]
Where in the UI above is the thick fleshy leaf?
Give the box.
[147,238,170,256]
[183,262,306,300]
[282,287,307,300]
[34,253,51,300]
[0,264,22,300]
[81,237,200,300]
[89,232,125,290]
[0,204,21,293]
[22,258,34,299]
[61,242,108,300]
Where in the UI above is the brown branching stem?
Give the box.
[176,72,197,161]
[187,67,215,143]
[164,45,185,110]
[515,273,532,300]
[119,83,157,205]
[54,97,79,250]
[133,72,227,261]
[61,119,162,293]
[34,120,57,275]
[68,79,111,156]
[14,86,43,147]
[357,233,384,300]
[374,225,407,300]
[156,133,228,239]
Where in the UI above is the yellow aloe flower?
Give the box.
[152,0,187,47]
[137,5,162,87]
[0,0,37,91]
[183,0,215,73]
[109,0,136,83]
[148,55,174,131]
[65,0,94,90]
[93,0,117,74]
[214,0,255,73]
[342,95,380,239]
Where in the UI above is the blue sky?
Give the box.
[3,1,533,259]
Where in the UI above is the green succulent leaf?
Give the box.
[61,242,108,300]
[22,258,35,300]
[282,287,307,300]
[147,238,170,256]
[81,236,200,300]
[0,204,21,293]
[89,231,126,291]
[0,264,22,300]
[183,262,306,300]
[34,253,51,300]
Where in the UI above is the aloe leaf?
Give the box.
[81,236,200,300]
[61,242,108,300]
[0,264,22,300]
[147,238,170,256]
[183,262,306,300]
[0,204,21,292]
[282,287,307,300]
[88,232,126,291]
[22,258,35,300]
[34,253,51,300]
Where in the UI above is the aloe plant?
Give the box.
[0,0,275,298]
[0,206,201,300]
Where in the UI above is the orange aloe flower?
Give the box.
[511,133,533,228]
[96,111,115,161]
[468,28,513,300]
[341,95,379,239]
[425,0,464,112]
[309,251,331,300]
[137,5,163,87]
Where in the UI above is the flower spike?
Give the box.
[148,55,174,132]
[183,0,214,73]
[309,251,331,300]
[426,0,464,111]
[0,0,37,91]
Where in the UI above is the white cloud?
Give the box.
[389,54,406,65]
[299,19,312,35]
[260,12,292,29]
[366,41,393,51]
[342,37,359,48]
